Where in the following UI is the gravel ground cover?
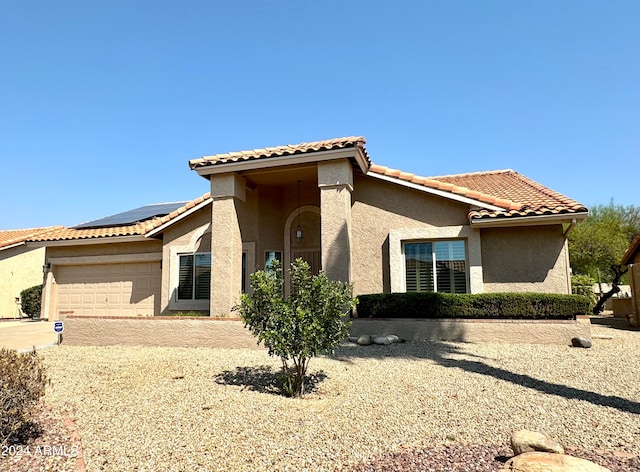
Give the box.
[2,325,639,472]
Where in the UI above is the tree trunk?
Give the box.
[592,265,628,315]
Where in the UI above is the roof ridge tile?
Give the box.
[191,136,368,169]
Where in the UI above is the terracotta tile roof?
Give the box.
[368,167,587,221]
[28,193,212,242]
[189,136,369,169]
[28,224,151,242]
[0,227,64,249]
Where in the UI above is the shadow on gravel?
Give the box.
[590,314,639,332]
[334,341,640,415]
[214,365,327,396]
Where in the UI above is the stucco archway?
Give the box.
[284,205,321,293]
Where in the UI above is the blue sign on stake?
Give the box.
[53,321,64,333]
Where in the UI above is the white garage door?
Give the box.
[55,262,161,317]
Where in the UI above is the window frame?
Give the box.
[403,239,469,294]
[177,251,211,301]
[264,250,283,273]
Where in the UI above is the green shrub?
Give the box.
[235,258,356,398]
[20,285,42,319]
[356,292,590,320]
[571,274,597,309]
[165,311,209,317]
[0,348,48,447]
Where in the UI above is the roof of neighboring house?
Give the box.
[189,136,370,169]
[28,193,212,242]
[622,233,640,266]
[0,227,64,250]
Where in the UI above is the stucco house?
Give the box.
[621,234,640,327]
[28,136,589,320]
[0,227,62,318]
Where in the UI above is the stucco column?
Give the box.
[210,173,245,316]
[41,268,54,320]
[318,160,353,283]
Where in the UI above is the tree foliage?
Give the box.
[569,201,640,283]
[235,258,356,398]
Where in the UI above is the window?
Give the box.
[264,251,282,273]
[242,252,247,294]
[178,253,211,300]
[404,240,467,293]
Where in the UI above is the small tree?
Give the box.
[236,258,356,397]
[20,285,42,319]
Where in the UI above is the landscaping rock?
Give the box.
[511,429,564,455]
[501,451,611,471]
[351,334,403,345]
[571,336,592,348]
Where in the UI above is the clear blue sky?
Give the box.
[1,0,638,229]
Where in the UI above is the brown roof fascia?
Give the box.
[622,233,640,266]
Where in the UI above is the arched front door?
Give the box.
[284,205,321,292]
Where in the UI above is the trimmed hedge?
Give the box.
[356,292,590,320]
[20,285,42,319]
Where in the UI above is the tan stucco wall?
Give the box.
[62,316,260,348]
[351,174,470,296]
[161,207,212,313]
[350,316,591,345]
[319,160,353,283]
[0,245,45,318]
[480,225,571,294]
[46,240,162,259]
[60,315,591,347]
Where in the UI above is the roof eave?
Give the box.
[191,147,370,178]
[0,241,27,251]
[621,234,640,265]
[145,198,212,238]
[26,235,149,248]
[470,211,589,228]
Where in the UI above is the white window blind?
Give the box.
[405,240,467,293]
[178,253,211,300]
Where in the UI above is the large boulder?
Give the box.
[501,452,611,472]
[511,430,564,455]
[372,336,392,345]
[356,335,372,346]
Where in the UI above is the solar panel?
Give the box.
[73,201,188,229]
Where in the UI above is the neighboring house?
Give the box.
[621,234,640,327]
[29,136,589,320]
[0,227,62,318]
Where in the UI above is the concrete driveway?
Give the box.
[0,319,58,352]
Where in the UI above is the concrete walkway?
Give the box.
[0,319,58,351]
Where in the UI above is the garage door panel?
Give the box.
[55,262,161,317]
